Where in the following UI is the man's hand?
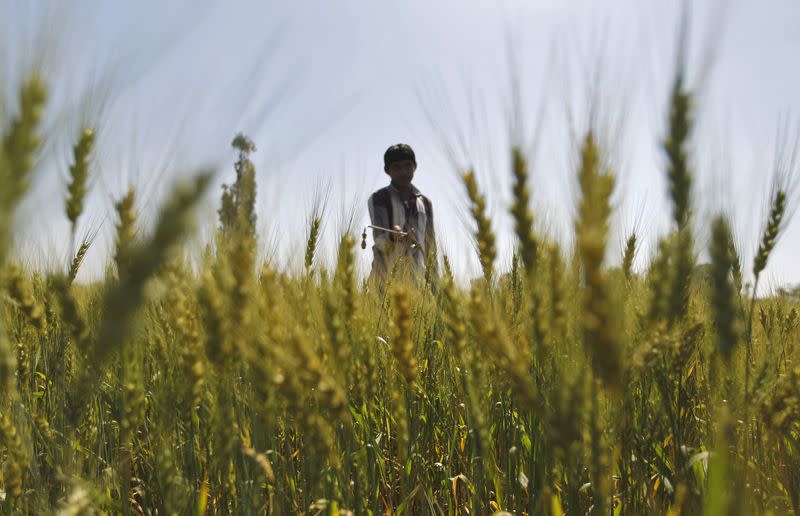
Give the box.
[393,225,405,244]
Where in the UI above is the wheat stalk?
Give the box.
[709,217,741,365]
[575,131,622,390]
[65,128,95,238]
[461,170,496,284]
[510,147,538,276]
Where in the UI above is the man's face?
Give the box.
[385,159,416,186]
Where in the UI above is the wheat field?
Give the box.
[1,38,800,516]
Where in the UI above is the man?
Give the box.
[367,143,437,285]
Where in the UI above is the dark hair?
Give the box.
[384,143,416,167]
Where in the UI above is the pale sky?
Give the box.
[2,0,800,291]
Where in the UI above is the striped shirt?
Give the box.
[367,183,437,282]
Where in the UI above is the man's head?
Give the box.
[384,143,417,187]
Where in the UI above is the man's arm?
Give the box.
[368,194,391,279]
[424,199,439,280]
[368,194,393,251]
